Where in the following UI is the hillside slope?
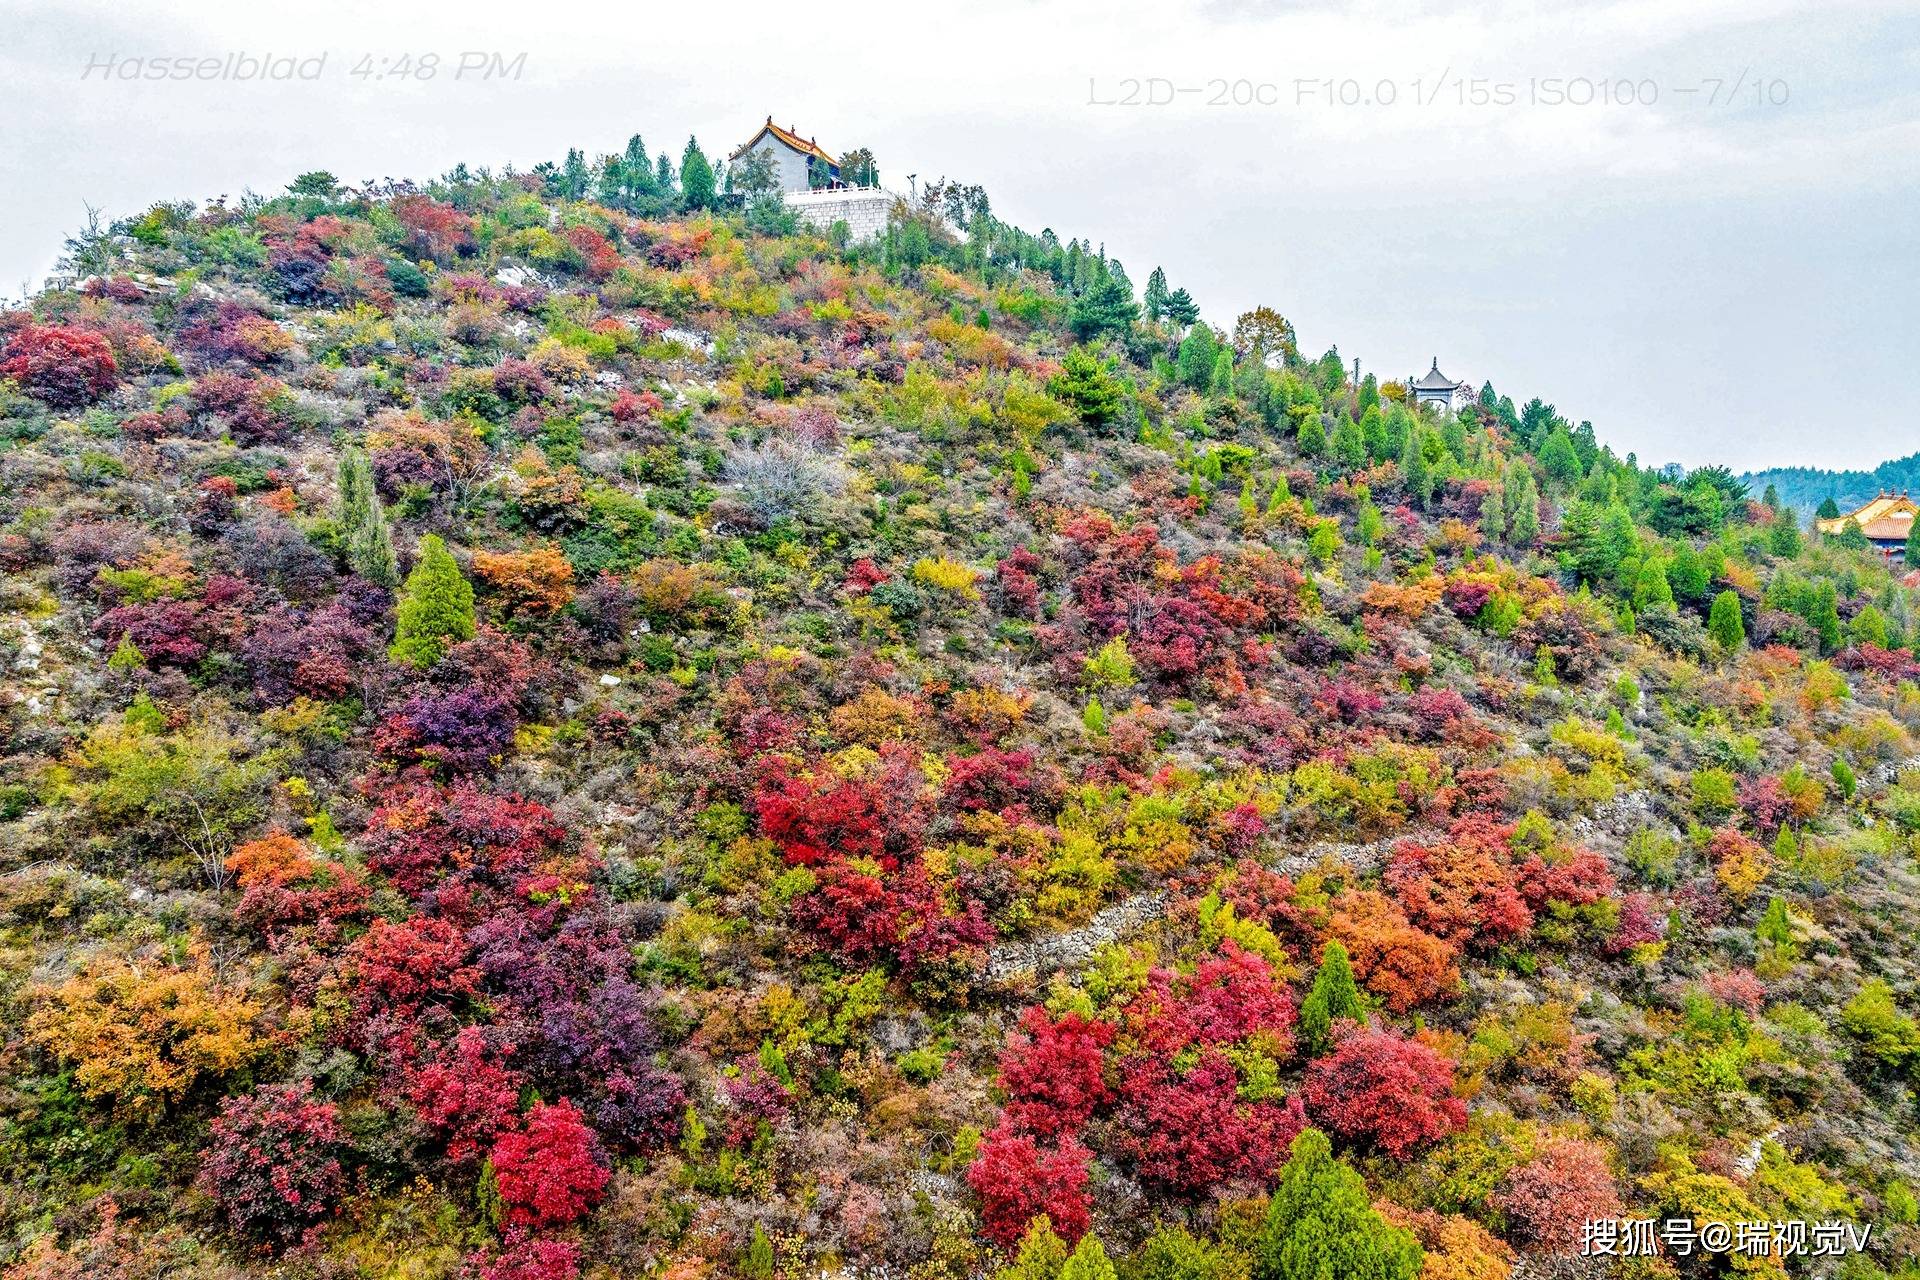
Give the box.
[2,152,1920,1280]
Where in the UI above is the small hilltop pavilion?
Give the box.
[1816,491,1918,559]
[729,117,840,193]
[1409,358,1472,413]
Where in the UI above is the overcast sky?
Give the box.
[6,0,1917,472]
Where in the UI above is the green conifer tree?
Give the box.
[1297,415,1328,459]
[1143,267,1170,324]
[680,137,716,210]
[337,446,398,587]
[1708,590,1746,653]
[1059,1234,1116,1280]
[389,534,475,667]
[1332,418,1367,471]
[1299,939,1364,1055]
[1400,425,1431,507]
[998,1218,1069,1280]
[1255,1129,1422,1280]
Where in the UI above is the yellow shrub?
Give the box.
[912,556,979,599]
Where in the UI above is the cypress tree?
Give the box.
[1509,470,1541,544]
[680,137,716,210]
[389,534,475,667]
[1771,509,1804,558]
[1255,1129,1421,1280]
[1708,590,1746,653]
[1297,415,1328,459]
[1400,425,1431,507]
[337,446,397,587]
[1332,417,1367,471]
[1299,939,1364,1055]
[1143,267,1169,323]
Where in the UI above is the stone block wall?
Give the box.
[782,188,899,242]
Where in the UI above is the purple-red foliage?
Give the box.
[197,1079,347,1250]
[362,779,568,897]
[374,686,518,774]
[0,323,118,408]
[94,599,207,666]
[244,603,375,702]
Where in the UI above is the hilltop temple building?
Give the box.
[1816,491,1917,558]
[728,118,841,193]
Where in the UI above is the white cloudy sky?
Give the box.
[5,0,1918,472]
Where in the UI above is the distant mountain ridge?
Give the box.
[1744,450,1920,514]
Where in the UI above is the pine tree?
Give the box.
[1299,939,1364,1055]
[745,1225,775,1280]
[1478,485,1507,542]
[1069,273,1140,342]
[1708,590,1745,653]
[1332,418,1367,471]
[337,446,397,587]
[1816,497,1841,520]
[1255,1129,1422,1280]
[1164,287,1199,329]
[1762,482,1780,510]
[1177,325,1219,391]
[1771,509,1804,558]
[680,138,716,210]
[389,534,475,667]
[1504,465,1540,544]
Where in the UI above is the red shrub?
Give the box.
[1386,820,1533,950]
[489,1100,610,1229]
[404,1026,523,1165]
[1111,1052,1306,1194]
[752,749,927,868]
[392,195,473,260]
[474,1233,582,1280]
[996,1008,1113,1138]
[349,916,480,1022]
[93,599,207,666]
[1515,847,1615,912]
[1301,1028,1466,1159]
[965,1121,1092,1246]
[0,323,118,408]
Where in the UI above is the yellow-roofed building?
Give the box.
[1817,491,1917,557]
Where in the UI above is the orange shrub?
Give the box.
[1329,889,1461,1012]
[473,545,575,617]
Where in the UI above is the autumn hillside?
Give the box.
[2,141,1919,1280]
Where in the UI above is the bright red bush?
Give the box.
[996,1008,1114,1138]
[1301,1028,1467,1159]
[1111,1051,1307,1193]
[489,1100,610,1229]
[405,1026,523,1165]
[966,1121,1092,1246]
